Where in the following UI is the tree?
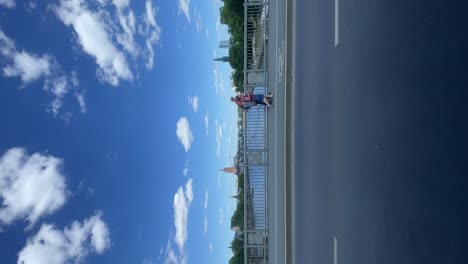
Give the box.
[220,0,245,92]
[229,237,245,264]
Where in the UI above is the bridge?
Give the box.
[241,0,291,263]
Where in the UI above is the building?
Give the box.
[214,56,230,62]
[219,39,232,49]
[220,166,238,174]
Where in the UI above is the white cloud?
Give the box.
[213,50,219,94]
[209,243,213,254]
[1,26,83,117]
[0,0,15,8]
[0,29,14,57]
[203,216,207,236]
[185,178,193,204]
[178,0,190,22]
[112,0,129,9]
[44,76,69,116]
[205,28,209,39]
[204,112,209,135]
[204,191,208,210]
[144,0,158,28]
[54,0,133,86]
[195,9,202,32]
[3,51,51,83]
[187,96,198,112]
[182,160,189,176]
[75,92,87,113]
[176,117,193,152]
[173,178,193,253]
[116,8,138,57]
[0,148,67,227]
[163,239,186,264]
[28,1,37,11]
[71,70,79,86]
[17,212,110,264]
[215,119,222,157]
[203,190,208,236]
[143,0,161,70]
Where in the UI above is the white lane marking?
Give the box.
[334,0,339,46]
[334,236,338,264]
[277,40,285,83]
[275,0,279,262]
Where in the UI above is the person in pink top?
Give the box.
[230,91,273,109]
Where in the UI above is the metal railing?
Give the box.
[243,1,269,263]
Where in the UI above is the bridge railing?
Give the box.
[243,0,269,263]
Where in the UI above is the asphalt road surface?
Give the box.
[289,0,468,263]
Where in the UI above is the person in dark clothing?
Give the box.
[230,91,273,109]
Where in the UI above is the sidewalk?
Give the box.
[266,0,294,263]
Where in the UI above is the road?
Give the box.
[287,0,468,263]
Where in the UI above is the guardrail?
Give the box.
[243,1,269,263]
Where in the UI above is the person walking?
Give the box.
[231,91,273,109]
[245,91,273,107]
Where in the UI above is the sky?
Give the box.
[0,0,240,263]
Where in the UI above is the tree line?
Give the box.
[220,0,244,92]
[229,173,244,264]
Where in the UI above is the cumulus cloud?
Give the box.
[173,178,193,253]
[178,0,190,22]
[176,117,193,152]
[3,52,51,83]
[55,0,161,77]
[0,29,83,116]
[187,96,198,112]
[17,212,110,264]
[0,29,51,84]
[162,179,194,264]
[0,0,15,8]
[54,0,132,86]
[0,148,67,227]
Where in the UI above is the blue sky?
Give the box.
[0,0,239,263]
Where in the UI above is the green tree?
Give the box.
[220,0,245,92]
[229,237,245,264]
